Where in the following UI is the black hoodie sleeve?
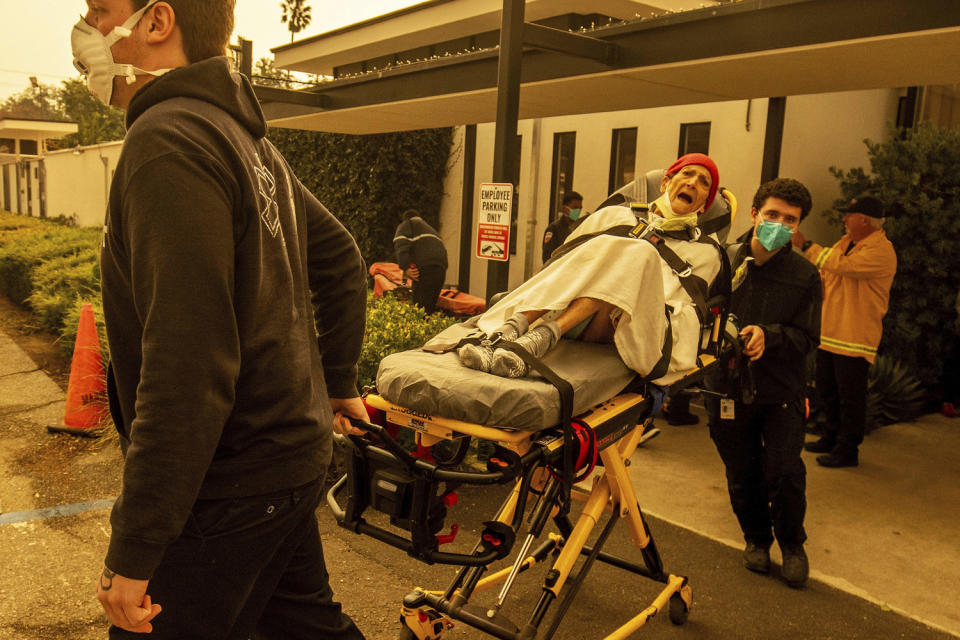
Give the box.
[105,151,240,579]
[301,181,367,398]
[760,266,822,360]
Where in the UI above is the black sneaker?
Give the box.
[781,545,809,588]
[817,451,858,468]
[743,542,771,574]
[803,437,835,453]
[667,412,699,426]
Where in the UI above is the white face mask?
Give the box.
[71,0,171,106]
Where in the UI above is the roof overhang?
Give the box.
[261,0,960,134]
[0,119,78,139]
[272,0,721,76]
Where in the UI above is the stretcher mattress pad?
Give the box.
[376,321,637,431]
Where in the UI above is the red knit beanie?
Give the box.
[666,153,720,212]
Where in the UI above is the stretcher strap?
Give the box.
[491,339,577,516]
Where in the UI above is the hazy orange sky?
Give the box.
[0,0,422,100]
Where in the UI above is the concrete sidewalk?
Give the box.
[636,401,960,636]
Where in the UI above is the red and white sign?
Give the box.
[476,182,512,261]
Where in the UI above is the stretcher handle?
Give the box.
[345,417,529,484]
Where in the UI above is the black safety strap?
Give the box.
[627,218,713,322]
[641,307,674,383]
[494,340,577,516]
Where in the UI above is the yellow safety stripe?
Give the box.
[821,336,877,357]
[814,246,833,269]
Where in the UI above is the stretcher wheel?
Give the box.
[668,591,689,626]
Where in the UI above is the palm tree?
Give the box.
[280,0,312,43]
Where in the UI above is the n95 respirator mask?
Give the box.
[71,0,170,106]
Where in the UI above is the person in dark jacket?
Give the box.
[393,208,448,314]
[705,178,822,589]
[72,1,367,637]
[542,190,585,263]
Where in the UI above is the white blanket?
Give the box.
[477,206,720,385]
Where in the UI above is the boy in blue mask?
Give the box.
[705,178,822,589]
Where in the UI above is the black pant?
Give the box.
[707,399,807,548]
[111,479,364,640]
[412,264,445,314]
[816,349,870,455]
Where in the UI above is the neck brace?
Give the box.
[652,193,699,231]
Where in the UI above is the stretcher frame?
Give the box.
[327,352,730,639]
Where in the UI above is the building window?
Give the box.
[678,122,710,156]
[549,132,576,219]
[19,139,38,156]
[608,127,637,194]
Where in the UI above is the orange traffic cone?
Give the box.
[47,303,108,437]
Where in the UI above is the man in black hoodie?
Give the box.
[72,1,367,637]
[705,178,821,589]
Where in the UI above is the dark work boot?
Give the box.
[780,544,809,588]
[743,542,771,574]
[817,450,859,468]
[803,436,835,453]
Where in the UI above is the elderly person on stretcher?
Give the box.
[458,153,723,386]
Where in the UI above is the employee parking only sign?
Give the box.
[477,183,512,261]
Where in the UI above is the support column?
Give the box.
[760,96,786,184]
[485,0,525,301]
[459,124,476,292]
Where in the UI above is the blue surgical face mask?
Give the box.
[568,207,582,221]
[756,220,793,251]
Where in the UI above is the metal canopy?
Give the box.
[258,0,960,134]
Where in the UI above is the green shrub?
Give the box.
[0,220,100,306]
[829,122,960,390]
[28,250,101,333]
[358,291,459,389]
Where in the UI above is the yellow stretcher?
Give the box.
[328,351,733,640]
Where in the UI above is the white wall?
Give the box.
[43,141,123,228]
[780,89,899,245]
[438,89,900,298]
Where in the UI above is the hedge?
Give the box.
[268,127,454,265]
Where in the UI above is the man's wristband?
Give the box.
[801,240,813,252]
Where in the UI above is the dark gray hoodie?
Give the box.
[100,57,366,579]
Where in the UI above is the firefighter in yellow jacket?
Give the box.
[792,196,897,467]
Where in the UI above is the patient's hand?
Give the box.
[739,325,765,361]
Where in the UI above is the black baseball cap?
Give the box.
[838,196,884,218]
